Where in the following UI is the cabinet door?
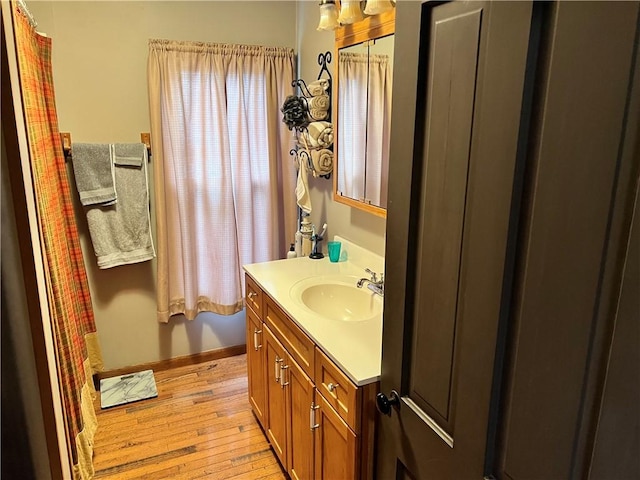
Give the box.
[246,307,267,429]
[314,392,357,480]
[264,326,288,467]
[287,356,314,480]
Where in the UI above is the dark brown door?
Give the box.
[377,1,533,478]
[378,1,640,479]
[589,179,640,480]
[494,3,640,479]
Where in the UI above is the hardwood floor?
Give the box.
[92,354,287,479]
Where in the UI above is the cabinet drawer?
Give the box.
[245,274,264,319]
[315,348,360,432]
[264,296,315,379]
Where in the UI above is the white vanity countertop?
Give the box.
[243,245,383,387]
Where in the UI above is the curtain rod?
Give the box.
[16,0,37,28]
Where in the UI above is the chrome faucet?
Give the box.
[357,268,384,297]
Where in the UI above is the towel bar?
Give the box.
[61,132,152,162]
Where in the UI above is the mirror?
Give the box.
[334,12,395,217]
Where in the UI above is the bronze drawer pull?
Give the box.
[274,357,283,382]
[280,364,289,388]
[310,403,320,430]
[253,328,262,351]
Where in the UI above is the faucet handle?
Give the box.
[365,268,378,282]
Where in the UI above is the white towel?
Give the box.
[296,153,312,214]
[307,79,329,97]
[85,144,155,268]
[310,149,333,177]
[307,95,330,121]
[303,121,334,149]
[71,143,117,206]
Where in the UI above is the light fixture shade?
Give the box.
[338,0,364,25]
[317,0,339,31]
[363,0,394,15]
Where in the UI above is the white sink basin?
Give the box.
[289,275,383,322]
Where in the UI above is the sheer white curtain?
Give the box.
[366,53,392,208]
[338,52,368,201]
[338,52,392,205]
[148,40,296,323]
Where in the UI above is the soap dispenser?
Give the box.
[287,243,296,259]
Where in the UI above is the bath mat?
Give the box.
[100,369,158,409]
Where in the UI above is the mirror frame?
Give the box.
[333,8,395,218]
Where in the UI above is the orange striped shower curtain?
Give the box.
[12,4,103,479]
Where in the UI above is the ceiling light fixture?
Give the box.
[317,0,339,31]
[319,0,395,32]
[337,0,364,25]
[363,0,394,16]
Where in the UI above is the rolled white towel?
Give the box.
[307,79,329,97]
[310,149,333,177]
[303,121,334,149]
[308,94,330,121]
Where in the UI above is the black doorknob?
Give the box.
[376,390,400,416]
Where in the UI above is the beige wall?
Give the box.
[26,0,386,370]
[296,1,387,257]
[28,1,297,370]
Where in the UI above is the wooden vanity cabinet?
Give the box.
[245,273,377,480]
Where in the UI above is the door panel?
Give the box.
[288,356,314,480]
[314,392,357,480]
[246,307,267,429]
[264,326,288,467]
[590,179,640,479]
[378,1,533,478]
[410,2,483,428]
[589,23,640,478]
[495,3,640,478]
